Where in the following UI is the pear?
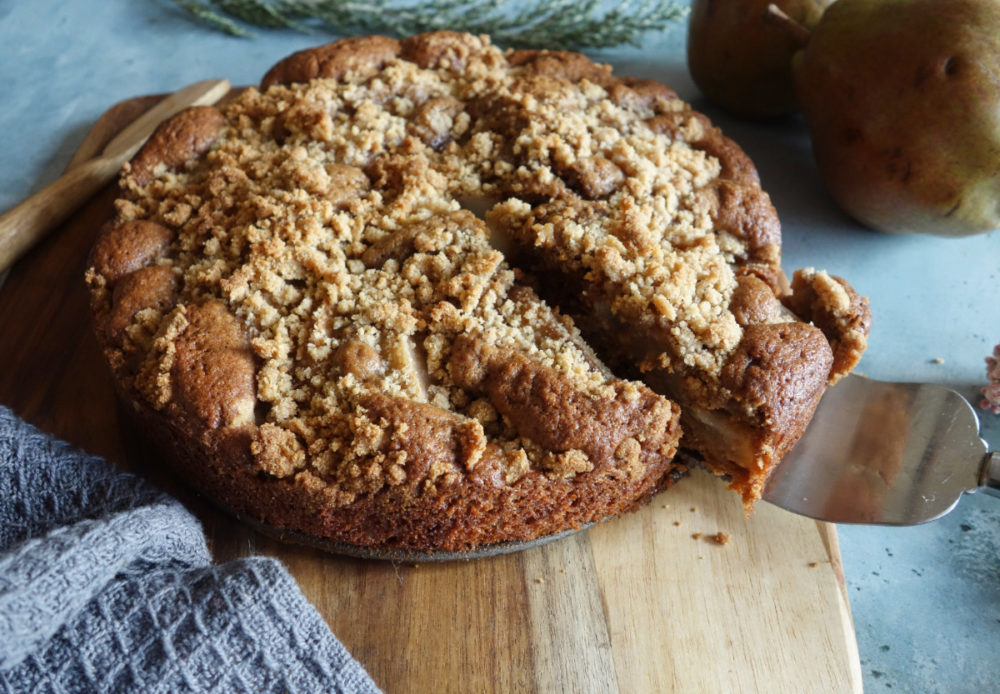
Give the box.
[687,0,833,118]
[793,0,1000,236]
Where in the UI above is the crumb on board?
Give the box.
[808,561,820,568]
[535,577,545,584]
[689,507,697,512]
[673,521,682,527]
[691,531,731,545]
[930,357,944,364]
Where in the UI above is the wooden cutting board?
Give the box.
[0,94,863,693]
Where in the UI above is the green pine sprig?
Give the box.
[171,0,688,49]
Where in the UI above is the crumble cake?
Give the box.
[86,31,869,553]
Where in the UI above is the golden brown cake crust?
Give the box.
[88,31,868,551]
[90,220,174,284]
[127,106,226,187]
[260,35,401,89]
[785,268,872,382]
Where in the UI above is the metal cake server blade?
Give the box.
[763,374,1000,525]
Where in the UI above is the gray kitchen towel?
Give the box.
[0,406,381,693]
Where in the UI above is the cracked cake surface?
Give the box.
[87,31,869,553]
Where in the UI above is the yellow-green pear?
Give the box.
[794,0,1000,236]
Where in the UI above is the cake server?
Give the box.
[763,374,1000,525]
[0,78,230,274]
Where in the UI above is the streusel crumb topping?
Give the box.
[109,35,742,502]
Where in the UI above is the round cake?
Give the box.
[86,31,869,555]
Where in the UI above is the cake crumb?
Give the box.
[808,561,820,568]
[691,532,703,540]
[708,531,730,545]
[535,577,546,584]
[689,507,697,512]
[673,521,682,527]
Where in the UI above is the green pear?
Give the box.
[687,0,833,118]
[794,0,1000,236]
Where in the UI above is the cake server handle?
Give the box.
[0,79,230,275]
[979,451,1000,498]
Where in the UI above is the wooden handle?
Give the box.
[0,155,121,273]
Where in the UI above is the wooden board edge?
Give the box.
[817,521,864,694]
[66,94,165,170]
[66,88,248,172]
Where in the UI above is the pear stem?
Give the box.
[764,3,812,48]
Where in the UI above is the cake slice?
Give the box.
[477,55,871,505]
